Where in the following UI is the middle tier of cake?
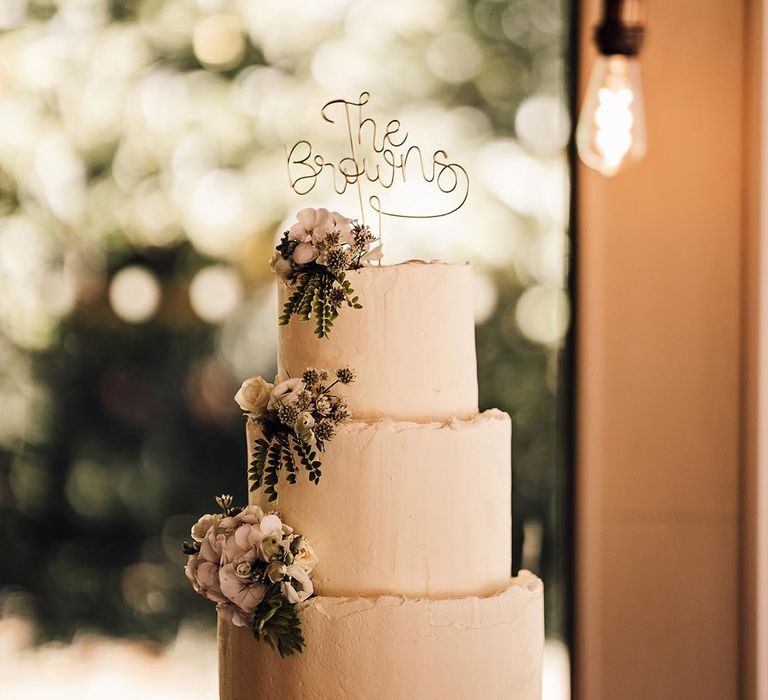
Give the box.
[247,409,512,598]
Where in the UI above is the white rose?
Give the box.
[234,560,253,580]
[292,538,318,574]
[266,560,287,583]
[268,378,305,410]
[191,513,222,542]
[235,376,272,415]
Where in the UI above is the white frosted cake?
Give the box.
[218,261,544,699]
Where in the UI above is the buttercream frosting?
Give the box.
[277,261,479,421]
[218,572,544,700]
[248,410,512,598]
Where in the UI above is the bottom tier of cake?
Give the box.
[218,570,544,700]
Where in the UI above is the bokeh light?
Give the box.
[0,0,572,697]
[189,265,243,323]
[515,284,570,346]
[108,266,162,323]
[426,32,484,84]
[515,94,571,155]
[193,14,246,70]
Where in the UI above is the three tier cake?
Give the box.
[218,259,544,699]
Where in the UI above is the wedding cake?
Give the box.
[206,210,544,699]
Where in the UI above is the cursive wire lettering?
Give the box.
[286,92,469,223]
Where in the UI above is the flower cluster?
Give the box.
[271,208,381,338]
[235,367,356,501]
[183,496,317,657]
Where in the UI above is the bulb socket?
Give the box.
[595,0,646,56]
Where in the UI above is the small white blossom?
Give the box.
[235,376,273,415]
[268,378,306,410]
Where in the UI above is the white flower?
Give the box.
[234,561,253,579]
[315,395,331,415]
[266,560,287,583]
[229,526,252,556]
[292,538,318,574]
[191,513,222,542]
[216,602,252,628]
[293,241,319,264]
[295,412,315,441]
[234,504,264,525]
[281,564,314,603]
[289,208,333,243]
[220,562,267,613]
[218,516,239,531]
[270,251,293,281]
[329,211,353,244]
[188,530,228,604]
[235,376,273,415]
[185,503,314,625]
[268,378,305,410]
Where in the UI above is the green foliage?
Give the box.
[252,585,306,657]
[278,267,361,338]
[249,423,321,501]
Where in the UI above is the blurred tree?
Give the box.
[0,0,570,644]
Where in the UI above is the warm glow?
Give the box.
[192,14,246,69]
[576,55,647,176]
[189,265,243,323]
[108,266,161,323]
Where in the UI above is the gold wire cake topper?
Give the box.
[285,92,469,228]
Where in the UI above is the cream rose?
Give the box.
[268,378,305,410]
[235,376,272,415]
[191,513,222,542]
[266,560,287,583]
[292,538,318,573]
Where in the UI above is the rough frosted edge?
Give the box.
[340,408,510,432]
[302,572,543,623]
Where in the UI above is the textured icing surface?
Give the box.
[248,410,512,598]
[219,572,544,700]
[277,261,479,420]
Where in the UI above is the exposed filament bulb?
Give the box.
[576,55,646,176]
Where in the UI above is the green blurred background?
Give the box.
[0,0,571,696]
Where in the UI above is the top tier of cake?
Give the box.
[277,261,479,421]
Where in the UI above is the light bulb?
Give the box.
[576,55,646,176]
